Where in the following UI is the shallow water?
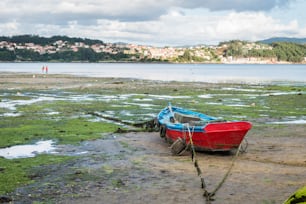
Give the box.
[267,119,306,124]
[0,63,305,84]
[0,140,56,159]
[0,112,22,117]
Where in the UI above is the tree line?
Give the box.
[0,47,130,62]
[0,35,104,46]
[223,40,306,63]
[0,35,306,63]
[0,35,130,62]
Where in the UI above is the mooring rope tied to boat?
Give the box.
[184,123,245,203]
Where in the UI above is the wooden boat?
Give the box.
[157,104,252,152]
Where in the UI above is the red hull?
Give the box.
[165,121,252,151]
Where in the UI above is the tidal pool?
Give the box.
[267,120,306,124]
[0,140,56,159]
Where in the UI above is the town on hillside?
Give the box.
[0,35,306,63]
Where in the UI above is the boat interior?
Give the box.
[173,112,201,123]
[172,112,224,126]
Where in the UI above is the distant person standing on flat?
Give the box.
[42,66,45,74]
[45,66,48,74]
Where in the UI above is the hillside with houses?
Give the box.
[0,35,306,63]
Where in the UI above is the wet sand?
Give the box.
[11,128,306,204]
[1,73,306,204]
[62,127,306,204]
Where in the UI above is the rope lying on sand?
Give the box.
[184,123,246,204]
[88,111,157,132]
[183,124,211,202]
[90,111,246,203]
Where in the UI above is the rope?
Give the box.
[209,140,244,198]
[176,123,190,156]
[185,123,246,203]
[185,124,211,202]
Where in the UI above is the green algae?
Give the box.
[0,155,72,194]
[0,117,119,148]
[1,82,305,148]
[284,186,306,204]
[0,77,305,196]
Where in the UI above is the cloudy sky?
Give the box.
[1,0,305,46]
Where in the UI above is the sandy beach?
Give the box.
[0,73,305,204]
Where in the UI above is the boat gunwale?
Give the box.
[157,105,252,133]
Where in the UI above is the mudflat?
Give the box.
[8,130,306,204]
[0,73,305,204]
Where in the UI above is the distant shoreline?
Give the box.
[1,63,305,85]
[0,60,304,64]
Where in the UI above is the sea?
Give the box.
[0,62,305,85]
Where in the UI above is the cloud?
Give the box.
[0,0,170,24]
[8,10,296,46]
[0,0,294,25]
[179,0,293,12]
[0,0,304,46]
[151,11,300,45]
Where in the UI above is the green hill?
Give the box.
[0,35,104,46]
[259,37,306,44]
